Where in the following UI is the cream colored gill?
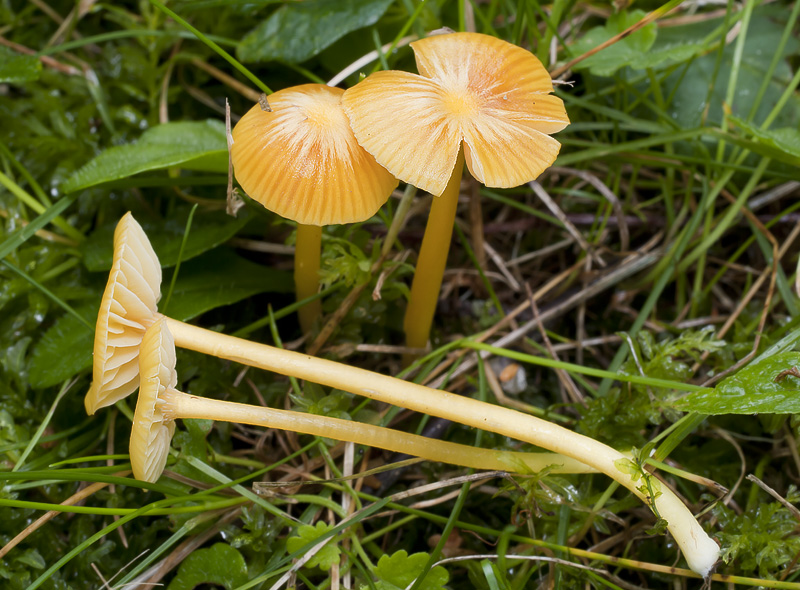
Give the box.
[87,212,161,415]
[342,32,569,196]
[130,316,176,483]
[342,71,463,196]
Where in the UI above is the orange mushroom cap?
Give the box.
[130,317,177,483]
[86,213,161,415]
[342,32,570,196]
[231,84,399,226]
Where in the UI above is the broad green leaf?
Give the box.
[167,543,247,590]
[238,0,394,64]
[569,10,657,77]
[628,25,707,70]
[286,522,341,570]
[62,120,227,193]
[673,352,800,414]
[81,208,252,271]
[362,550,449,590]
[728,116,800,167]
[665,15,800,129]
[0,47,42,83]
[27,302,96,390]
[164,248,292,321]
[172,419,213,462]
[27,249,292,388]
[14,549,45,570]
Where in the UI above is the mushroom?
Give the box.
[341,32,570,351]
[92,213,719,576]
[86,212,161,414]
[131,317,596,482]
[230,84,398,333]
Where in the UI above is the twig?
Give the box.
[697,189,785,385]
[0,470,131,560]
[327,36,416,86]
[191,57,261,101]
[550,1,682,78]
[429,250,663,389]
[527,283,585,406]
[528,180,605,267]
[746,474,800,522]
[0,36,81,75]
[550,166,630,252]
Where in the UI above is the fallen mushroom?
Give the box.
[131,317,595,482]
[86,212,161,414]
[91,213,719,576]
[230,84,398,333]
[342,32,570,352]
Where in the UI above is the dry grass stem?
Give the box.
[0,470,131,560]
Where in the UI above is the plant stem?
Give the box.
[295,223,323,333]
[163,317,719,576]
[160,389,594,476]
[403,149,465,353]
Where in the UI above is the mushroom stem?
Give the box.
[403,149,465,355]
[156,388,595,476]
[295,223,323,333]
[163,317,719,576]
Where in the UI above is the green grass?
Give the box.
[2,0,800,588]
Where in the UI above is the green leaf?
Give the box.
[62,120,227,193]
[715,501,800,577]
[238,0,394,64]
[27,302,96,390]
[0,47,42,83]
[363,550,449,590]
[570,10,657,77]
[728,116,800,167]
[81,208,252,271]
[286,522,341,570]
[165,248,293,321]
[14,549,45,570]
[673,352,800,414]
[628,25,707,70]
[665,14,800,129]
[166,543,248,590]
[27,249,292,389]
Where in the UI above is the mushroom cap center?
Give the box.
[272,88,352,163]
[442,87,483,119]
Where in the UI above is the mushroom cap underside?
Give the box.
[86,212,162,415]
[130,317,177,483]
[342,32,570,196]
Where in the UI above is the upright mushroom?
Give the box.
[342,32,570,352]
[230,84,398,333]
[131,318,595,482]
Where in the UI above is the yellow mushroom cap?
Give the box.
[342,32,570,196]
[130,317,177,483]
[85,213,162,415]
[231,84,399,226]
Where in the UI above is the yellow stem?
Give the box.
[295,223,323,333]
[403,149,465,353]
[165,317,719,576]
[162,389,594,475]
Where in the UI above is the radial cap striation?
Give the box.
[342,32,570,196]
[231,84,398,226]
[85,213,162,415]
[130,317,177,483]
